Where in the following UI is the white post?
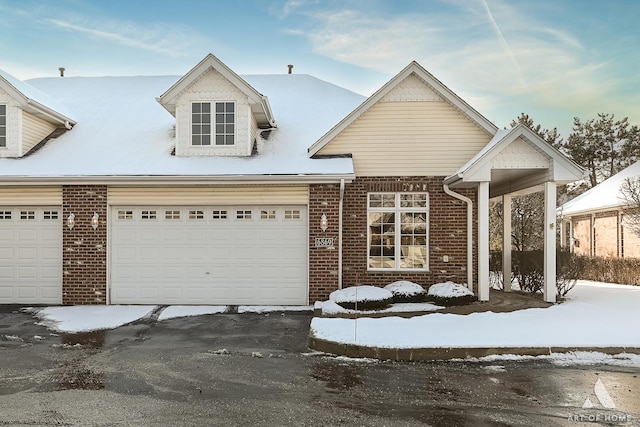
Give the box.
[543,181,557,303]
[502,194,512,292]
[478,182,490,301]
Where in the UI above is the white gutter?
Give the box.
[338,179,345,289]
[443,184,473,291]
[0,174,356,186]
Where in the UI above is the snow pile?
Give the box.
[330,286,392,304]
[158,306,227,321]
[428,281,474,298]
[315,299,442,315]
[460,352,640,368]
[238,305,313,314]
[384,281,426,302]
[28,306,155,333]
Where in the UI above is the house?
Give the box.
[559,161,640,258]
[0,54,584,306]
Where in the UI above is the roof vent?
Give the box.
[58,67,65,77]
[287,64,293,74]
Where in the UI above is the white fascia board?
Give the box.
[308,61,498,157]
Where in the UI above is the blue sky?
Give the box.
[1,0,637,136]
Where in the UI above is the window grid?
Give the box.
[43,211,59,220]
[261,210,276,220]
[0,104,6,148]
[165,210,180,220]
[212,210,228,219]
[0,210,11,220]
[215,102,235,146]
[284,209,301,219]
[141,210,157,220]
[118,210,133,220]
[191,102,211,146]
[189,210,204,220]
[367,192,429,271]
[20,210,35,220]
[236,210,252,220]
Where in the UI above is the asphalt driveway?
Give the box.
[1,308,639,426]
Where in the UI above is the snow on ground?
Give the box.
[28,306,155,333]
[158,306,227,321]
[458,351,640,368]
[237,305,313,313]
[311,280,640,349]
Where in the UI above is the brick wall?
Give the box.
[572,214,592,257]
[594,211,619,257]
[309,177,478,302]
[308,184,341,302]
[62,185,107,305]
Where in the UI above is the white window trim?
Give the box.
[367,192,429,272]
[190,101,236,147]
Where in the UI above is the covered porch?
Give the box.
[444,125,585,303]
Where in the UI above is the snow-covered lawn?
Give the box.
[311,280,640,349]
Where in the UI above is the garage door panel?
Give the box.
[110,205,307,305]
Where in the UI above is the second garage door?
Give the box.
[110,206,308,305]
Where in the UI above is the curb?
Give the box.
[308,336,640,361]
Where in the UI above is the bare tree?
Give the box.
[620,176,640,236]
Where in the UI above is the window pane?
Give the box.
[201,103,210,113]
[226,124,234,133]
[201,135,210,145]
[0,116,5,126]
[202,113,210,123]
[225,135,234,145]
[382,194,395,207]
[215,113,224,124]
[226,113,234,124]
[225,102,234,112]
[192,103,201,113]
[215,135,224,145]
[192,135,200,145]
[202,125,210,134]
[215,103,225,113]
[216,124,225,134]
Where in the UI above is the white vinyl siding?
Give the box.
[110,205,308,305]
[0,206,62,304]
[0,186,62,205]
[107,186,309,205]
[22,111,57,154]
[317,101,491,176]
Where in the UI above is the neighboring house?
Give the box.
[0,54,584,306]
[560,161,640,258]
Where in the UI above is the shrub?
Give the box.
[384,281,427,303]
[329,285,393,311]
[580,256,640,286]
[427,282,476,306]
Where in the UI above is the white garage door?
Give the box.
[110,206,308,305]
[0,207,62,304]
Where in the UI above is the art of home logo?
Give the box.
[567,378,630,423]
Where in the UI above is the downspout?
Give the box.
[338,179,345,289]
[443,184,473,291]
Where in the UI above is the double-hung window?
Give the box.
[0,104,6,147]
[191,102,235,146]
[368,192,429,270]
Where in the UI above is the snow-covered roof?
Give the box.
[560,161,640,216]
[0,73,364,182]
[0,69,75,125]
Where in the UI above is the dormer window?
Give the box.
[191,101,235,146]
[0,104,6,147]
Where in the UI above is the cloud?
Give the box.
[279,0,630,126]
[46,18,193,58]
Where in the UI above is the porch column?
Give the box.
[502,194,512,292]
[478,181,490,301]
[543,181,557,303]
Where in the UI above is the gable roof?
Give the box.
[561,161,640,216]
[307,60,498,156]
[157,53,276,127]
[0,69,76,127]
[444,124,585,197]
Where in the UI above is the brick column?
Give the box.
[308,184,341,303]
[62,185,107,305]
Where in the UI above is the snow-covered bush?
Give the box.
[427,281,476,306]
[329,285,393,310]
[384,280,426,303]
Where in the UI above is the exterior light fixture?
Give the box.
[320,213,328,232]
[67,213,75,230]
[91,213,99,230]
